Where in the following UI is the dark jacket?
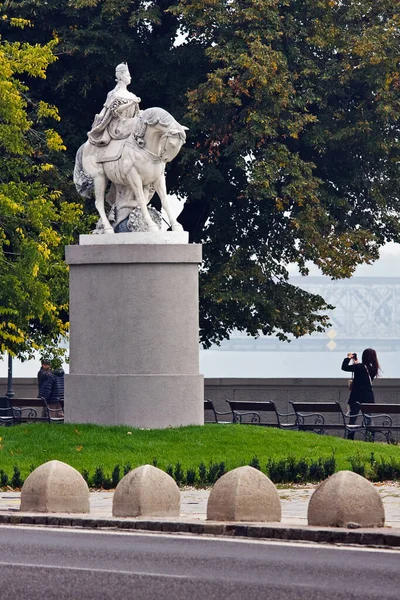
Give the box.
[52,368,65,402]
[37,367,51,390]
[341,358,375,407]
[38,369,64,404]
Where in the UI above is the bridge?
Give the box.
[217,276,400,353]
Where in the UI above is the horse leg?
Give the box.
[126,171,159,232]
[153,174,183,232]
[94,174,114,233]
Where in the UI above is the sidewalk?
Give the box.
[1,483,400,547]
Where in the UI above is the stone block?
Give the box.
[308,470,385,527]
[207,466,281,522]
[20,460,90,513]
[112,464,180,518]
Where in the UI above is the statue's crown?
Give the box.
[115,62,130,75]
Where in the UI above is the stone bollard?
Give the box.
[308,470,385,528]
[112,464,180,518]
[207,466,281,522]
[21,460,90,513]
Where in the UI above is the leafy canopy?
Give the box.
[173,0,400,344]
[0,13,83,359]
[2,0,400,348]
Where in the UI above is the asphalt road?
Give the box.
[0,526,399,600]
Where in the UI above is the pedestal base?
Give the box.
[65,374,204,428]
[65,242,203,429]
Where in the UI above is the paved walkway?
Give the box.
[1,482,400,528]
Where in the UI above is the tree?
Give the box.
[0,16,83,359]
[174,0,400,345]
[2,0,400,347]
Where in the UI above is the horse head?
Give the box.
[159,126,188,163]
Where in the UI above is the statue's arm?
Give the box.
[112,98,138,116]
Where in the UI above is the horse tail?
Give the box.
[73,144,94,198]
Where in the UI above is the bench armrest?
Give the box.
[232,410,261,424]
[12,407,38,418]
[294,411,325,425]
[362,413,393,427]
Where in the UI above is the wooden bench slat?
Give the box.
[359,403,400,414]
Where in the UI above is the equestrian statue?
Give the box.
[74,63,187,233]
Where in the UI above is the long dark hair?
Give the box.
[362,348,380,379]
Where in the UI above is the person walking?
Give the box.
[341,348,380,440]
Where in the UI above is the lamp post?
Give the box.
[6,353,14,399]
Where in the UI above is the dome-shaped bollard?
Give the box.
[112,464,180,518]
[308,470,385,528]
[21,460,90,513]
[207,466,281,522]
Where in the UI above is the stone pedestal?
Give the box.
[64,235,203,428]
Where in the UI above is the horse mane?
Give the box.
[133,107,185,145]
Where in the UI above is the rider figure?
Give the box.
[88,63,141,147]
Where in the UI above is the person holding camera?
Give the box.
[341,348,380,439]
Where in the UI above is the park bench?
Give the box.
[358,403,400,443]
[290,401,364,438]
[0,397,64,425]
[227,400,297,429]
[204,400,233,424]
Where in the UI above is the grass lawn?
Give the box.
[0,423,399,485]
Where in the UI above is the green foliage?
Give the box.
[186,467,197,485]
[174,461,185,485]
[266,454,336,484]
[111,464,120,487]
[371,457,400,482]
[0,469,8,487]
[92,466,105,488]
[249,456,261,470]
[4,1,400,346]
[10,465,23,488]
[172,0,400,346]
[198,462,207,485]
[123,463,131,476]
[0,14,83,359]
[1,424,400,488]
[1,422,400,485]
[349,454,366,477]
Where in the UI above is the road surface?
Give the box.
[0,526,398,599]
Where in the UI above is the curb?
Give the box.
[0,514,399,548]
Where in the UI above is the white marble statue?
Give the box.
[88,63,141,147]
[73,63,187,233]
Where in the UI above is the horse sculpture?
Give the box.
[74,107,187,233]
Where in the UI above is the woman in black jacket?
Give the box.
[341,348,380,439]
